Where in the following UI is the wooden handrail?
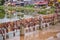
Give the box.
[0,14,58,28]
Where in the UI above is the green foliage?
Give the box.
[0,8,5,19]
[0,6,55,19]
[25,4,35,8]
[41,6,46,9]
[38,10,47,14]
[38,11,46,14]
[49,8,55,14]
[38,7,55,14]
[0,0,5,5]
[7,14,13,18]
[0,6,4,9]
[7,6,35,13]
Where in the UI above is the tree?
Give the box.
[0,0,5,5]
[0,7,5,19]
